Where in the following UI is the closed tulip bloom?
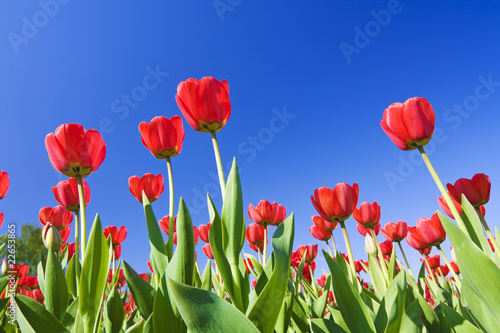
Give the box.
[52,178,91,212]
[246,223,265,250]
[42,223,63,251]
[353,201,381,229]
[317,274,327,287]
[438,264,449,276]
[0,171,10,199]
[298,244,318,263]
[202,244,214,259]
[311,183,359,223]
[32,289,44,302]
[128,173,164,203]
[354,260,367,273]
[408,213,446,247]
[45,123,106,178]
[312,215,338,232]
[309,225,332,241]
[379,240,393,256]
[406,233,430,252]
[381,221,407,242]
[381,97,435,151]
[139,116,185,159]
[450,261,460,274]
[357,223,380,237]
[198,223,211,243]
[447,173,491,208]
[159,215,176,235]
[114,244,122,260]
[39,206,73,230]
[175,77,231,132]
[427,255,440,269]
[103,226,127,245]
[248,200,287,226]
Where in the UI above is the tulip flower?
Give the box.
[159,215,176,235]
[317,274,327,287]
[139,116,185,159]
[447,173,490,208]
[426,255,440,269]
[60,225,71,243]
[175,77,231,133]
[309,225,331,241]
[114,244,122,260]
[353,201,381,229]
[248,200,287,226]
[52,178,90,212]
[202,244,214,259]
[45,123,106,178]
[381,221,407,242]
[301,261,316,281]
[380,97,435,151]
[298,244,318,263]
[438,264,449,276]
[61,242,76,259]
[438,192,486,220]
[10,263,29,278]
[406,233,430,252]
[379,240,393,256]
[0,171,9,199]
[198,223,211,243]
[0,212,3,229]
[108,268,126,288]
[311,183,359,223]
[450,261,460,274]
[357,223,380,236]
[128,173,164,203]
[244,258,254,274]
[407,213,446,247]
[103,226,127,246]
[246,224,266,252]
[31,289,44,303]
[354,260,367,273]
[312,215,338,232]
[39,206,73,230]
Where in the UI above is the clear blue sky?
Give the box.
[1,0,499,277]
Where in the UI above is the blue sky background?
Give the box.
[1,0,499,278]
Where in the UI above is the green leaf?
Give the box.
[153,272,180,333]
[64,255,78,299]
[439,211,500,330]
[14,295,69,333]
[0,276,9,296]
[168,279,259,333]
[105,287,125,333]
[201,260,212,291]
[61,297,79,331]
[411,285,440,332]
[461,282,498,333]
[142,193,169,277]
[45,247,69,321]
[374,271,407,333]
[78,214,112,333]
[460,195,493,256]
[400,300,423,333]
[244,253,263,277]
[291,296,310,333]
[310,318,348,333]
[324,250,376,333]
[246,214,294,333]
[368,253,387,300]
[37,261,45,297]
[143,314,154,333]
[434,303,481,333]
[124,317,145,333]
[122,260,155,319]
[311,286,329,318]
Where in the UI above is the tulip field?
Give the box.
[1,77,500,333]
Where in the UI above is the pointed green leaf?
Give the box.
[310,318,348,333]
[368,253,387,299]
[400,300,423,333]
[201,260,212,291]
[105,287,125,333]
[374,271,407,333]
[65,255,78,299]
[435,303,481,333]
[142,193,169,277]
[153,271,180,332]
[122,260,155,319]
[45,247,69,321]
[460,195,493,257]
[61,297,79,331]
[15,295,69,333]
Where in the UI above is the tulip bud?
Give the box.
[1,259,7,275]
[450,247,457,262]
[365,234,378,256]
[42,223,63,251]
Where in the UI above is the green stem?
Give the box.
[397,241,414,279]
[423,255,438,283]
[112,248,116,276]
[475,207,500,253]
[331,233,338,255]
[339,221,357,277]
[326,240,333,258]
[263,226,268,266]
[309,264,319,296]
[166,157,175,259]
[371,229,389,282]
[210,131,226,198]
[257,248,262,266]
[437,245,461,287]
[76,175,87,263]
[74,211,80,292]
[418,146,466,231]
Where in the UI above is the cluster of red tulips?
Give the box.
[1,77,498,333]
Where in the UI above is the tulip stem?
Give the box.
[437,245,461,287]
[112,249,116,276]
[210,131,226,198]
[331,233,338,255]
[166,157,175,259]
[263,226,268,266]
[423,255,438,284]
[257,248,262,266]
[397,241,414,279]
[370,229,389,282]
[326,240,333,258]
[309,264,319,296]
[418,147,466,231]
[339,221,357,277]
[76,175,87,263]
[74,211,80,292]
[475,207,500,253]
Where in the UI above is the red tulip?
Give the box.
[488,238,496,252]
[139,273,148,282]
[39,206,73,230]
[354,260,368,273]
[60,225,71,243]
[309,225,332,241]
[438,193,487,219]
[103,226,127,245]
[202,244,214,259]
[139,116,185,159]
[426,255,440,269]
[447,173,491,208]
[301,261,316,281]
[0,171,10,199]
[198,223,211,243]
[0,212,4,229]
[408,213,446,247]
[10,263,29,278]
[31,289,44,302]
[175,77,231,132]
[113,244,122,260]
[61,242,76,259]
[406,233,430,252]
[381,221,407,242]
[244,258,254,274]
[128,173,164,203]
[45,123,106,178]
[246,223,265,252]
[317,274,327,287]
[438,264,449,276]
[108,268,126,288]
[353,201,381,229]
[147,261,153,273]
[357,223,380,236]
[52,178,90,212]
[248,200,287,226]
[159,215,176,235]
[298,244,318,263]
[379,240,393,256]
[311,183,359,223]
[380,97,435,151]
[450,261,460,274]
[312,215,338,232]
